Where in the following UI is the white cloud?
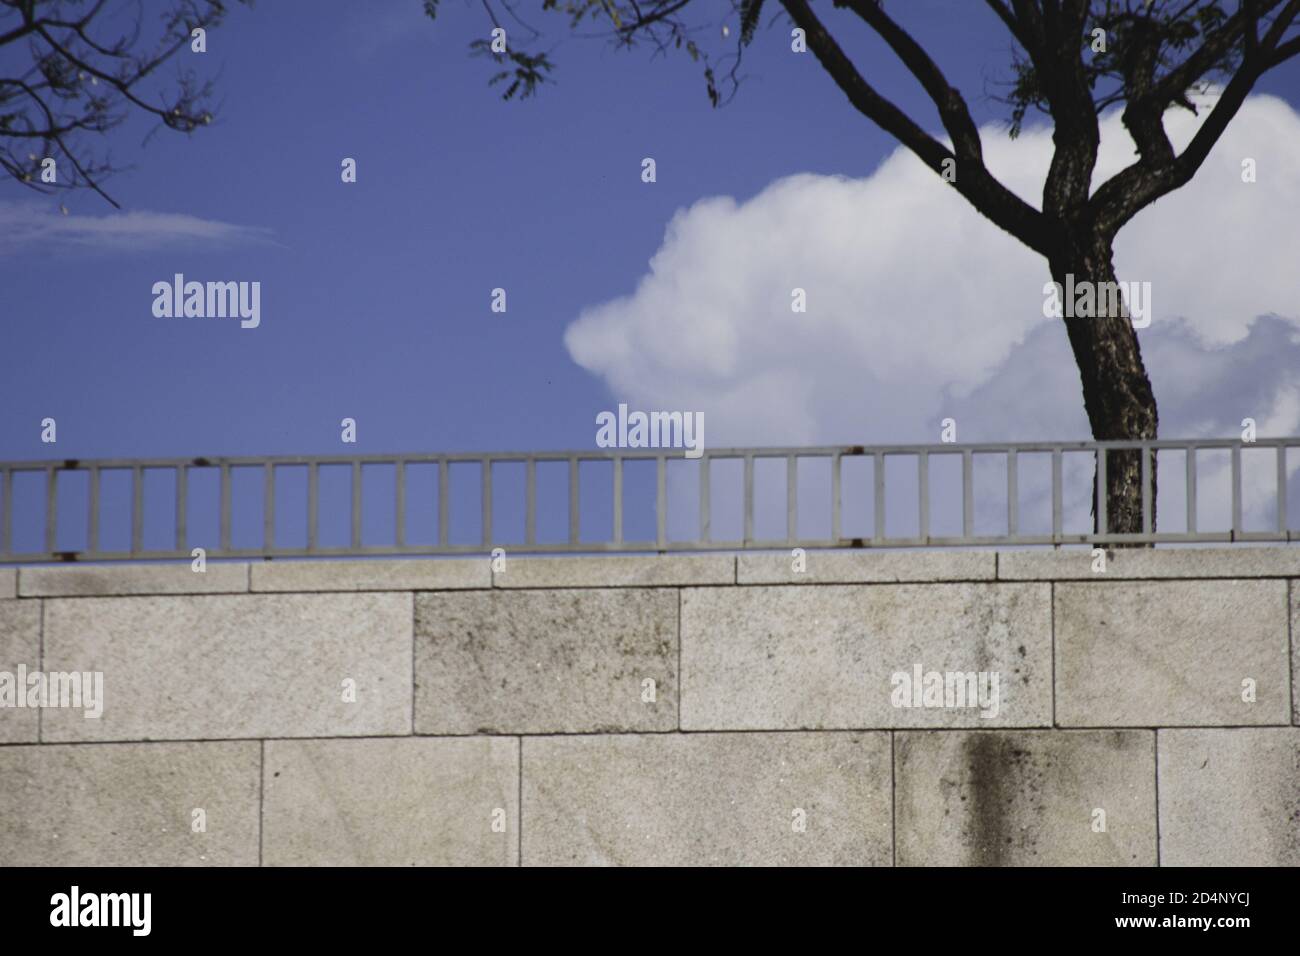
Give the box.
[565,92,1300,534]
[566,92,1300,442]
[0,200,274,254]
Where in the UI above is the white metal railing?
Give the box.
[0,438,1295,563]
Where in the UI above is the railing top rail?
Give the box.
[1,437,1295,471]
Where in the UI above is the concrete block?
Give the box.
[41,593,412,741]
[1158,728,1300,866]
[1055,580,1289,726]
[495,554,733,588]
[0,600,42,743]
[20,562,248,597]
[263,737,518,866]
[680,584,1051,730]
[522,732,891,866]
[252,557,488,592]
[415,589,676,734]
[0,569,14,599]
[0,741,259,866]
[895,730,1156,866]
[739,550,993,584]
[998,546,1300,580]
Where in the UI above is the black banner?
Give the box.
[0,866,1282,941]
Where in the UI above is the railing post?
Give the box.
[351,461,362,551]
[1006,449,1018,538]
[612,456,623,547]
[699,456,710,544]
[873,452,885,543]
[743,454,754,546]
[438,459,449,548]
[1231,445,1242,539]
[656,455,667,550]
[786,454,797,544]
[45,466,57,557]
[961,450,973,541]
[1141,444,1152,536]
[1051,448,1063,542]
[568,456,579,545]
[87,466,99,556]
[176,464,188,554]
[831,452,842,543]
[308,463,319,552]
[220,463,232,554]
[525,457,537,547]
[918,451,929,542]
[1277,445,1288,534]
[1096,447,1108,538]
[481,458,492,548]
[131,465,144,557]
[264,462,275,554]
[396,460,406,549]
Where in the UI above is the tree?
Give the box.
[0,0,240,208]
[433,0,1300,538]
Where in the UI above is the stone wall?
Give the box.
[0,548,1296,866]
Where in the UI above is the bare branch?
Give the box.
[779,0,1050,254]
[0,0,234,204]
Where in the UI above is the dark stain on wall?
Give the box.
[964,733,1051,865]
[965,733,1011,866]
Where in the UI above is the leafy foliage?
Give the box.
[468,40,555,101]
[1004,1,1246,136]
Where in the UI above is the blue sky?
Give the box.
[0,0,1087,460]
[3,1,1300,552]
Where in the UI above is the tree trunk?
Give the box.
[1051,234,1158,542]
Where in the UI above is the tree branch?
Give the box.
[780,0,1051,253]
[1089,0,1300,238]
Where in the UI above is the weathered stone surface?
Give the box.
[0,569,15,600]
[522,732,891,866]
[739,550,993,584]
[0,600,41,743]
[415,589,676,734]
[20,563,248,597]
[1055,580,1288,726]
[0,741,259,866]
[1158,728,1300,866]
[895,730,1156,866]
[496,554,733,588]
[680,584,1051,729]
[41,593,412,741]
[252,558,488,592]
[1293,584,1300,726]
[998,546,1300,580]
[263,737,518,866]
